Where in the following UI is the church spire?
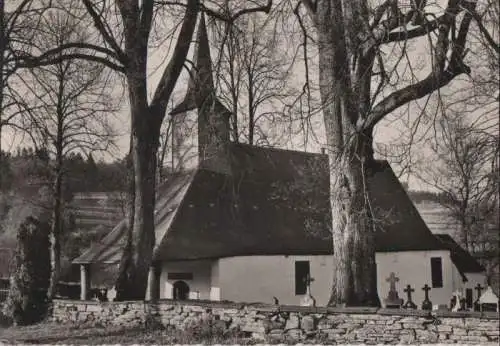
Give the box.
[171,14,214,115]
[170,13,231,174]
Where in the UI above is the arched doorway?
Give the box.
[173,281,190,300]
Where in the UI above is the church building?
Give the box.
[73,15,487,309]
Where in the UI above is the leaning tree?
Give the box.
[293,0,490,305]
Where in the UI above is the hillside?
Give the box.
[68,192,125,230]
[0,192,125,280]
[413,200,459,236]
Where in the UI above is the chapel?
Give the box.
[74,14,487,309]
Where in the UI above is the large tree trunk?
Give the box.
[327,141,379,306]
[48,169,62,299]
[317,0,379,306]
[325,130,379,306]
[0,0,5,188]
[115,107,160,300]
[115,135,135,300]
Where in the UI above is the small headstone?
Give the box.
[384,272,403,308]
[451,290,462,312]
[421,284,432,310]
[107,286,117,302]
[450,296,456,310]
[403,284,417,309]
[300,274,316,307]
[479,286,499,312]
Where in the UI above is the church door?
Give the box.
[173,281,190,300]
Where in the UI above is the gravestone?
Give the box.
[107,286,117,302]
[384,272,403,308]
[421,284,432,310]
[403,284,417,309]
[451,290,463,312]
[300,274,316,307]
[479,286,499,312]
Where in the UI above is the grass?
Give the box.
[0,321,260,345]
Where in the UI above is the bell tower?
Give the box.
[170,14,231,173]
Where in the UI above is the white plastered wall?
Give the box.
[217,255,334,306]
[376,250,453,307]
[159,260,213,299]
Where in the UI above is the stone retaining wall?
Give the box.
[52,299,499,344]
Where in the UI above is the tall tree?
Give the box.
[212,10,294,145]
[1,0,42,187]
[416,114,498,267]
[295,0,484,305]
[16,4,118,298]
[18,0,272,299]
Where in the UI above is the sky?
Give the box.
[1,0,498,192]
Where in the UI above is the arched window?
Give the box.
[173,280,190,300]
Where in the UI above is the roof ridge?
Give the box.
[230,142,325,157]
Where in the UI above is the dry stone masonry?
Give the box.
[52,299,499,344]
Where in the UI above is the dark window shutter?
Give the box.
[430,257,443,288]
[295,261,310,295]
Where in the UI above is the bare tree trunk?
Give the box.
[0,0,5,188]
[247,68,254,145]
[115,109,160,300]
[326,133,379,306]
[158,118,172,181]
[48,73,66,299]
[228,28,239,142]
[48,134,63,299]
[317,6,378,305]
[115,135,135,299]
[460,219,470,252]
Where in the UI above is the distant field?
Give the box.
[414,201,458,236]
[68,192,125,232]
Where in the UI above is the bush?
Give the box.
[2,216,51,325]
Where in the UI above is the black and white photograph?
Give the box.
[0,0,498,344]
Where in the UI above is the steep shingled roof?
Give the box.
[73,143,447,265]
[435,234,485,273]
[73,171,196,264]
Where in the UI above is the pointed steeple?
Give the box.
[171,14,215,115]
[170,14,232,174]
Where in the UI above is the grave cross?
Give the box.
[384,272,403,308]
[421,284,432,310]
[386,272,399,291]
[403,284,417,309]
